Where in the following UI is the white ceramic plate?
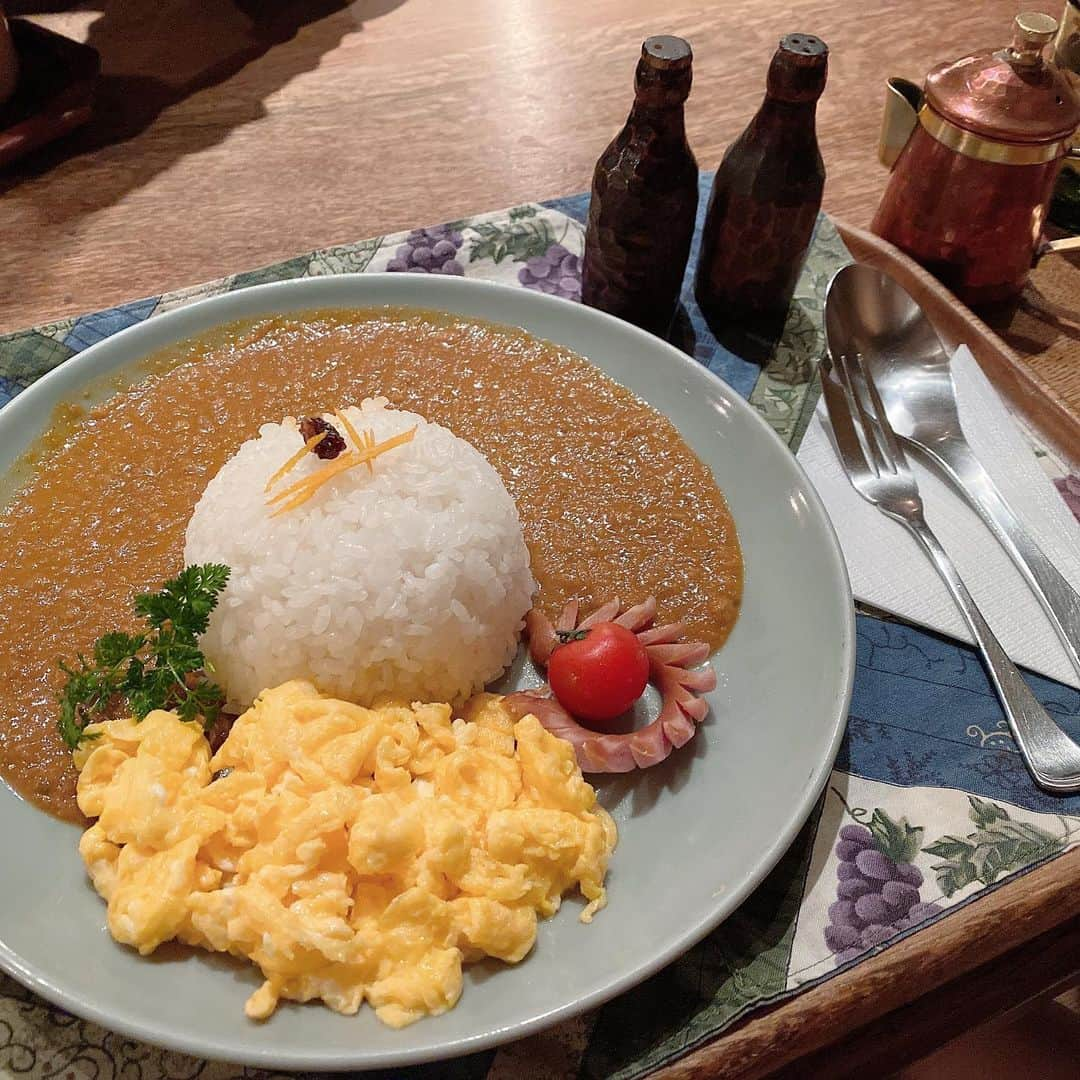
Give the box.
[0,276,853,1071]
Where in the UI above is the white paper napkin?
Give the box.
[798,345,1080,690]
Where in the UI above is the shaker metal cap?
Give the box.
[924,11,1080,144]
[635,34,693,105]
[766,33,828,102]
[642,35,692,69]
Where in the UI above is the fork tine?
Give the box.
[852,352,910,472]
[834,352,886,477]
[819,356,872,478]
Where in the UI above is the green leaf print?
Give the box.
[867,808,923,864]
[969,820,1063,887]
[992,819,1063,848]
[468,217,557,264]
[508,205,539,221]
[968,795,1009,828]
[923,836,975,861]
[932,855,979,897]
[924,800,1065,897]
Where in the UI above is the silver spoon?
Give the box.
[825,263,1080,684]
[820,351,1080,793]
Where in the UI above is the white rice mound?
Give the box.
[184,398,535,712]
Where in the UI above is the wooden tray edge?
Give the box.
[653,846,1080,1080]
[834,220,1080,472]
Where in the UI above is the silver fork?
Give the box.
[821,352,1080,794]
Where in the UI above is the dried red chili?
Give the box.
[299,416,347,459]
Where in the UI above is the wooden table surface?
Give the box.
[5,1,1079,1077]
[0,0,1030,323]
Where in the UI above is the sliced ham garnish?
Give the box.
[577,597,621,630]
[637,621,686,646]
[613,595,657,633]
[508,596,716,773]
[525,608,559,668]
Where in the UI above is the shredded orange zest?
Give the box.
[334,409,376,477]
[362,428,375,474]
[334,409,363,449]
[268,449,363,507]
[264,431,327,492]
[267,426,417,517]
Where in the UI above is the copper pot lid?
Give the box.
[925,11,1080,145]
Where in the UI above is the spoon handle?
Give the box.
[913,437,1080,683]
[903,515,1080,792]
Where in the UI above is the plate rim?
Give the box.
[0,274,855,1070]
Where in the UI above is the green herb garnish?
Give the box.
[58,563,230,749]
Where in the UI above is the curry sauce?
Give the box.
[0,308,743,822]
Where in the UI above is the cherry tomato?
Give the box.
[548,621,650,725]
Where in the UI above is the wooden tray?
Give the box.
[835,220,1080,471]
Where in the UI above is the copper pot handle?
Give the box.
[1036,234,1080,260]
[1027,179,1080,331]
[1036,151,1080,263]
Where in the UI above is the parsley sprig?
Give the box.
[58,564,231,749]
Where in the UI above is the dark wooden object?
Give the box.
[0,19,98,168]
[581,35,698,334]
[695,34,828,339]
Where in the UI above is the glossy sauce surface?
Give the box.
[0,308,742,821]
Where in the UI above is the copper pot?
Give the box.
[871,12,1080,308]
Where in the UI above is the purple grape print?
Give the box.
[882,881,920,911]
[854,848,897,882]
[823,806,933,967]
[518,243,582,301]
[860,924,894,948]
[825,792,1071,968]
[1054,474,1080,525]
[836,877,873,901]
[385,225,465,276]
[834,839,865,863]
[907,901,944,921]
[827,900,860,928]
[834,946,864,965]
[853,893,891,925]
[895,862,924,887]
[838,824,873,844]
[824,924,859,952]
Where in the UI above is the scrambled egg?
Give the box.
[73,680,616,1027]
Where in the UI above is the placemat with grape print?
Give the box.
[2,177,1080,1080]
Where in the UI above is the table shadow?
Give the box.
[2,0,407,203]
